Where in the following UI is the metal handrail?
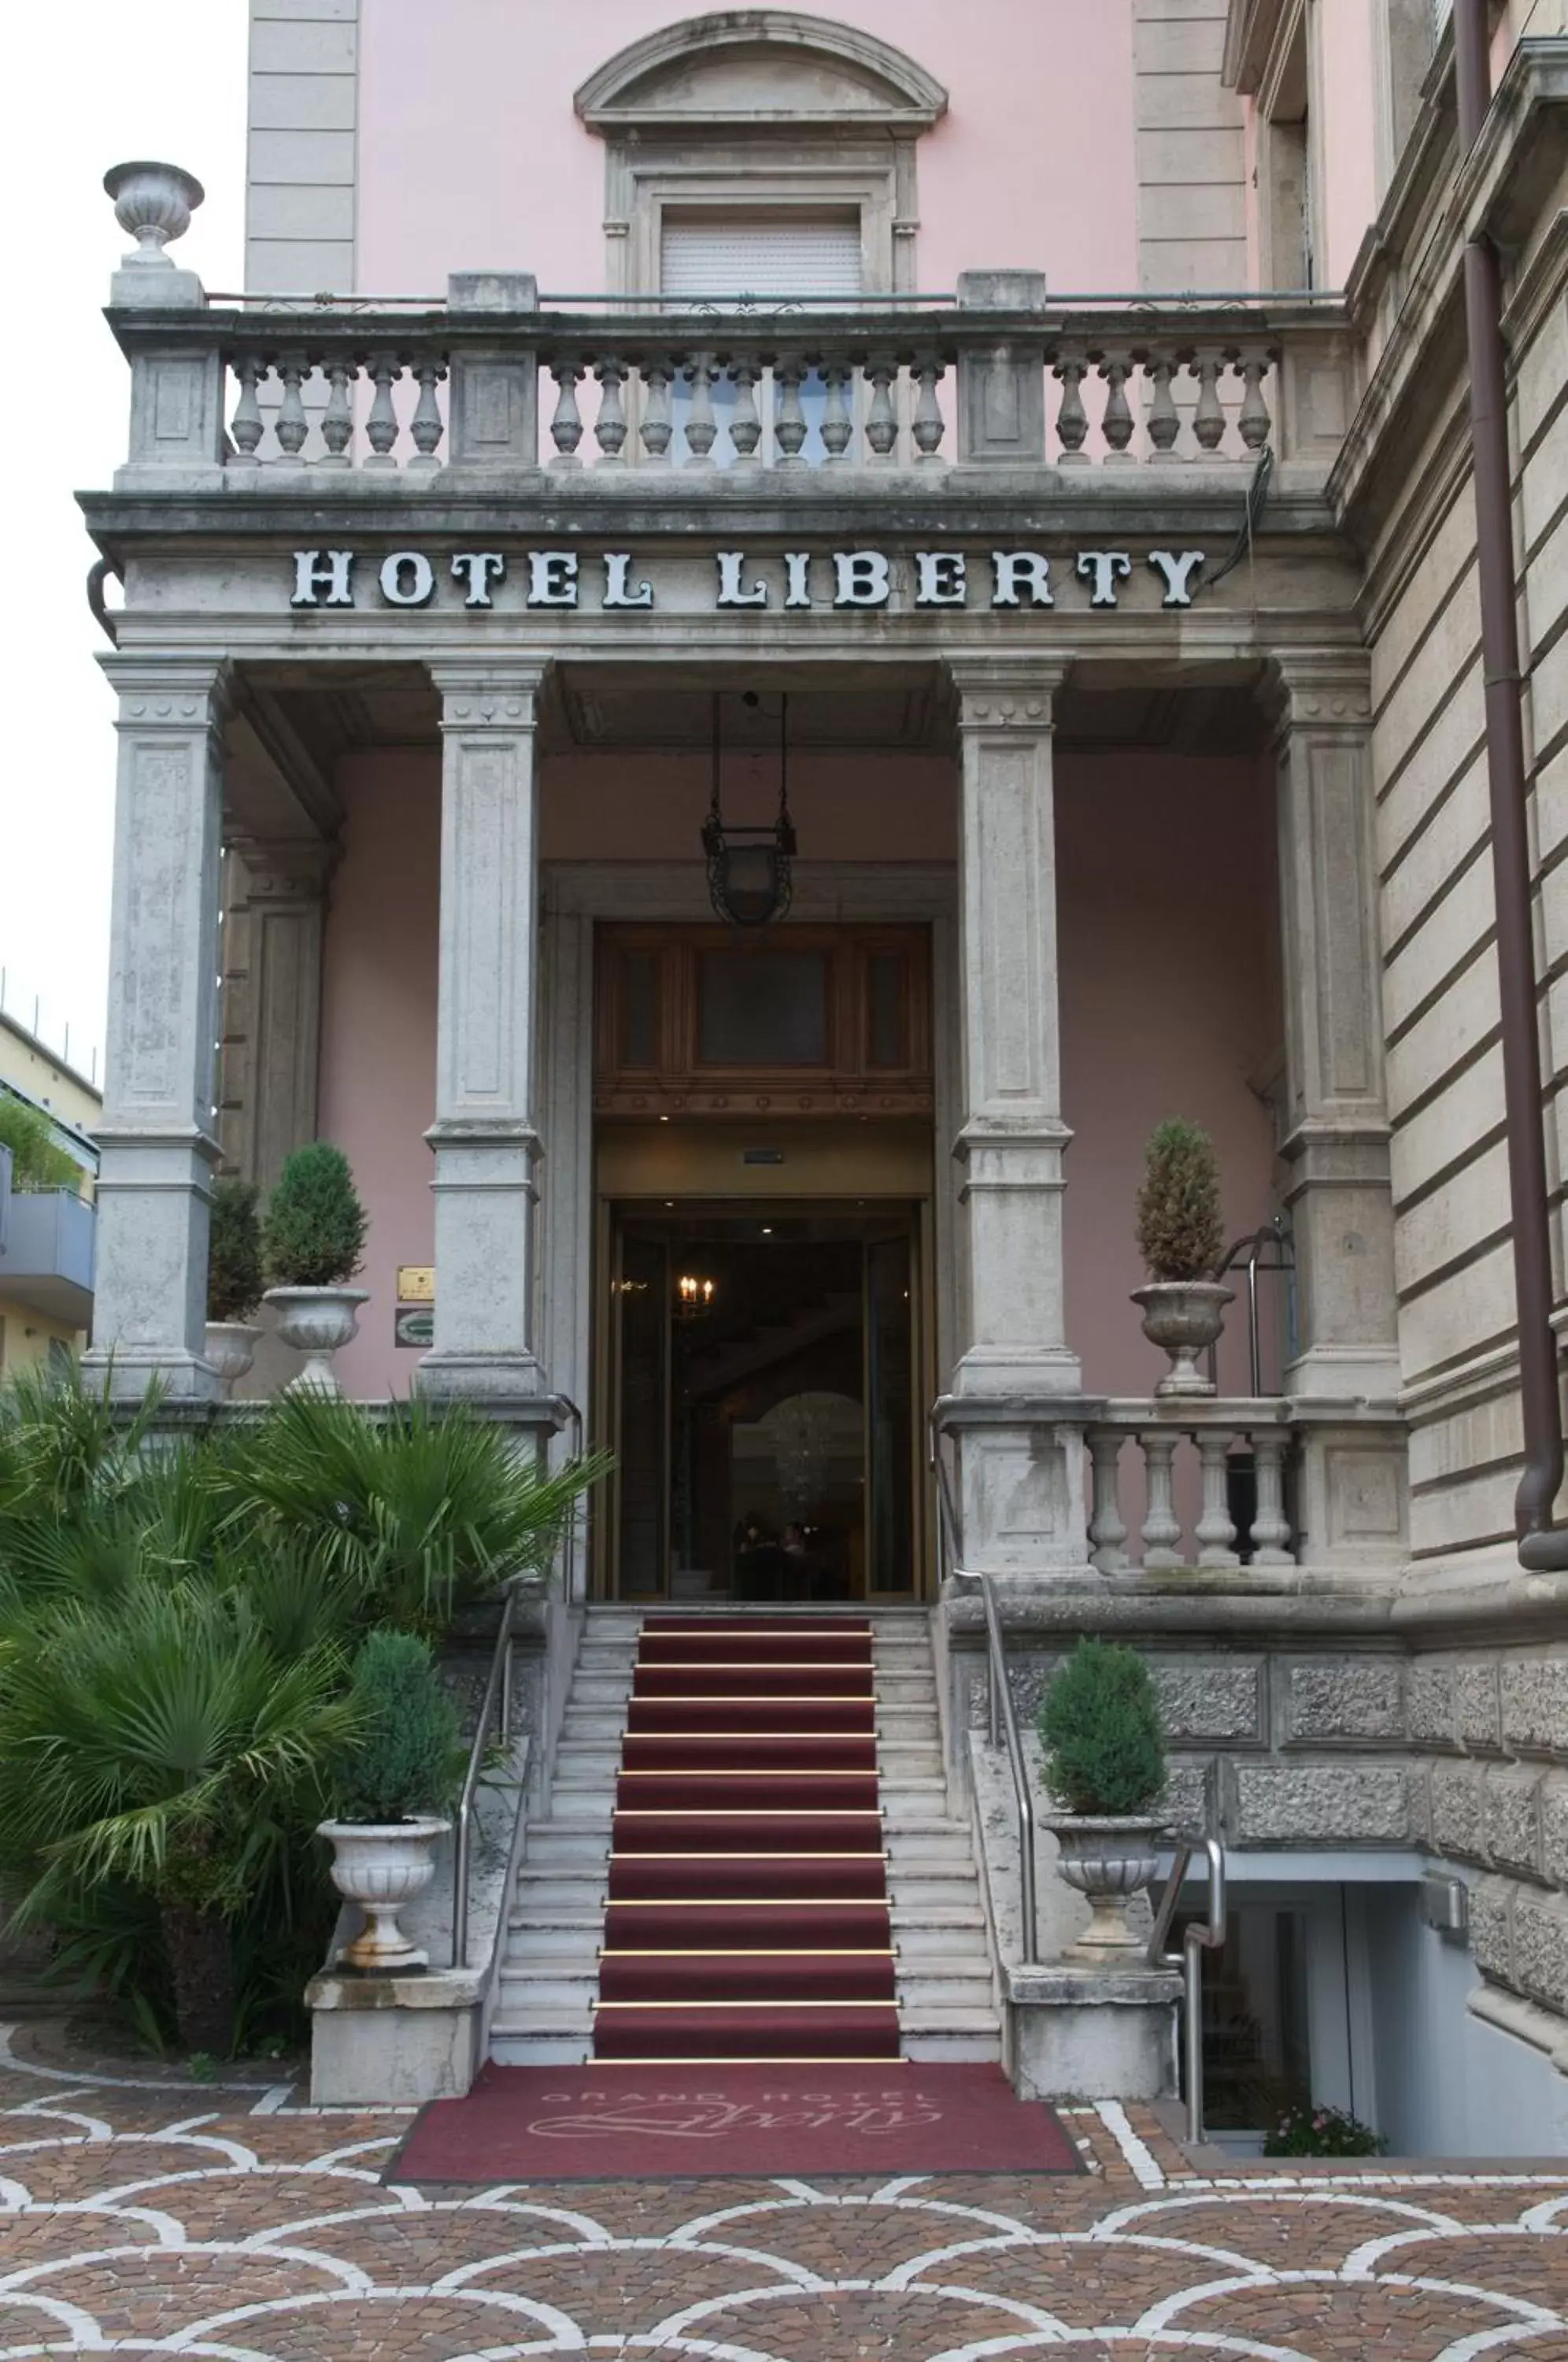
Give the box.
[452,1574,524,1970]
[926,1403,1039,1964]
[1148,1835,1227,2143]
[552,1394,586,1604]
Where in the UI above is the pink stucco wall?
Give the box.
[316,741,1281,1403]
[1314,3,1381,291]
[354,0,1140,297]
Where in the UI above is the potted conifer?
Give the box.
[261,1141,370,1394]
[1131,1117,1233,1396]
[1040,1638,1167,1958]
[319,1631,461,1973]
[205,1177,264,1398]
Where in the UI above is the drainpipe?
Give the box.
[1453,0,1567,1568]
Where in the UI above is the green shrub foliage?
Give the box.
[0,1095,81,1194]
[1135,1117,1225,1283]
[207,1179,264,1324]
[332,1631,460,1823]
[262,1142,368,1289]
[1038,1637,1167,1816]
[0,1368,608,2054]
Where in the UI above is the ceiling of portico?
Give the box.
[230,657,1273,790]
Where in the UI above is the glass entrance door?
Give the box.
[607,1206,923,1601]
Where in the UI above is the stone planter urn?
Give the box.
[264,1287,369,1395]
[1048,1815,1166,1958]
[317,1818,450,1973]
[102,160,205,261]
[1131,1280,1234,1397]
[204,1321,261,1400]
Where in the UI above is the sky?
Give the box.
[2,5,247,1087]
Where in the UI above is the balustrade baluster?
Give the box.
[318,357,354,467]
[865,361,898,462]
[684,355,717,467]
[549,363,584,467]
[1087,1430,1130,1574]
[1140,1432,1183,1569]
[364,356,401,467]
[1236,354,1272,452]
[408,359,446,469]
[1052,358,1089,463]
[228,356,265,465]
[639,361,674,465]
[1194,1432,1239,1568]
[274,357,309,460]
[820,362,853,463]
[1145,357,1181,455]
[1192,355,1227,454]
[727,361,762,464]
[773,361,808,466]
[1250,1432,1294,1564]
[1098,358,1135,459]
[911,360,945,462]
[594,358,627,463]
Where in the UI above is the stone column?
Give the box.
[951,658,1081,1398]
[1272,653,1401,1404]
[84,656,229,1401]
[419,662,547,1402]
[946,660,1093,1580]
[219,836,334,1186]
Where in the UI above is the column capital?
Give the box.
[100,652,232,718]
[430,659,549,726]
[1268,649,1372,734]
[947,656,1069,728]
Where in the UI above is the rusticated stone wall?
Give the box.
[958,1636,1568,2024]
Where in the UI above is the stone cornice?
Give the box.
[573,9,949,131]
[1221,0,1292,95]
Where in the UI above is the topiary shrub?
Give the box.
[1038,1637,1166,1817]
[263,1142,368,1290]
[207,1179,264,1324]
[0,1095,81,1194]
[331,1631,460,1824]
[1135,1117,1225,1283]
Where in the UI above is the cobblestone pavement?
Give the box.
[0,2030,1566,2359]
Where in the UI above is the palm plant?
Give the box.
[224,1393,610,1635]
[0,1579,360,2053]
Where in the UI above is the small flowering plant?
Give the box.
[1263,2101,1382,2157]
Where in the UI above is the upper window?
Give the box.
[660,210,864,303]
[575,11,945,298]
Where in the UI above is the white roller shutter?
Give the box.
[660,214,863,300]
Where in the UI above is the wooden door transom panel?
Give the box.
[594,923,933,1118]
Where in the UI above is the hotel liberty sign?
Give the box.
[289,546,1209,613]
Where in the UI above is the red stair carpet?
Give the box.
[594,1615,901,2062]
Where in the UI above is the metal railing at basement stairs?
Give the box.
[927,1402,1039,1965]
[1147,1837,1227,2144]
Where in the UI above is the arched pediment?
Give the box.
[575,10,948,133]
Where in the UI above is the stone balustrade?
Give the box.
[1084,1401,1298,1572]
[109,294,1358,483]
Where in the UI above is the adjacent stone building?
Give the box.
[80,0,1568,2149]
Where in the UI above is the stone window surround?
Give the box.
[575,10,949,298]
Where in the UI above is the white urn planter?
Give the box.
[1048,1816,1166,1958]
[1131,1279,1234,1397]
[264,1286,369,1395]
[204,1322,261,1400]
[317,1818,450,1973]
[102,160,205,261]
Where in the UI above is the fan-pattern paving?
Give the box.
[0,2031,1566,2359]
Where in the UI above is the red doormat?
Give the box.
[388,2061,1084,2182]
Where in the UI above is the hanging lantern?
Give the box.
[702,690,797,927]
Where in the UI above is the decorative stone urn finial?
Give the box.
[103,160,205,265]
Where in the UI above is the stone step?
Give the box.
[897,1966,998,2011]
[512,1874,609,1914]
[524,1824,612,1867]
[902,2011,1004,2062]
[498,1968,599,2010]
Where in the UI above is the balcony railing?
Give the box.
[109,286,1358,485]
